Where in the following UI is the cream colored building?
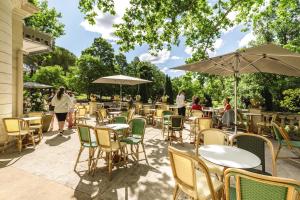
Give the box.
[0,0,52,145]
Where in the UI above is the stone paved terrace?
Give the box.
[0,118,299,200]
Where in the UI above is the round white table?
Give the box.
[105,123,129,131]
[199,145,261,169]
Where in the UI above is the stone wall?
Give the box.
[0,0,13,143]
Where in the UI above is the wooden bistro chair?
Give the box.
[74,124,98,173]
[196,128,227,179]
[193,118,212,143]
[225,168,300,200]
[272,121,300,164]
[168,115,184,146]
[153,108,163,127]
[168,146,223,200]
[27,112,44,142]
[93,127,128,179]
[95,110,109,125]
[75,108,88,124]
[127,108,135,122]
[143,106,153,124]
[121,118,148,164]
[257,113,277,136]
[2,118,35,152]
[230,133,276,176]
[162,110,174,138]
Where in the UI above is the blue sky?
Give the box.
[48,0,254,77]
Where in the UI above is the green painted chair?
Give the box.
[272,121,300,163]
[121,118,148,164]
[113,116,127,124]
[162,110,173,138]
[168,115,184,146]
[74,124,98,173]
[225,168,300,200]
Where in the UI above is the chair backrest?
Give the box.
[129,118,146,138]
[202,128,226,145]
[224,168,300,200]
[77,124,93,145]
[2,118,22,133]
[99,108,108,119]
[155,109,163,117]
[170,115,184,130]
[143,106,151,114]
[272,121,284,142]
[94,127,112,149]
[192,110,203,118]
[230,133,276,176]
[85,105,90,112]
[272,121,294,150]
[28,112,43,125]
[161,104,170,110]
[114,116,127,124]
[162,110,173,116]
[168,146,218,199]
[197,118,212,131]
[127,108,135,121]
[77,108,87,117]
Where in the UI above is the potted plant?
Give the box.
[135,95,141,102]
[162,95,169,103]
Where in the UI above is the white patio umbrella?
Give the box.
[93,74,152,100]
[24,82,53,89]
[173,43,300,133]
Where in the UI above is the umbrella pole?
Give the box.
[120,84,122,108]
[234,72,238,134]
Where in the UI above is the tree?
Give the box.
[65,66,81,93]
[24,46,77,76]
[25,0,65,38]
[78,0,287,62]
[76,54,114,96]
[32,65,66,88]
[115,53,128,74]
[82,37,115,70]
[165,75,174,104]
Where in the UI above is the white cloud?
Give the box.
[184,46,195,55]
[139,49,171,64]
[239,32,255,47]
[160,67,169,74]
[80,0,130,40]
[171,56,181,60]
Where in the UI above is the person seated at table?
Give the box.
[191,96,202,111]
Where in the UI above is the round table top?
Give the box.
[109,111,122,115]
[105,123,129,131]
[199,145,261,169]
[22,116,42,121]
[242,112,262,116]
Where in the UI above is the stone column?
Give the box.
[12,11,24,117]
[0,0,13,143]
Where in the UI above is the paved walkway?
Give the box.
[0,118,299,199]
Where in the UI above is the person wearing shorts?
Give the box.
[51,87,73,135]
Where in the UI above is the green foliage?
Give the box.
[65,66,81,93]
[82,37,115,69]
[115,53,128,74]
[32,65,66,88]
[280,89,300,112]
[165,75,174,104]
[24,46,76,76]
[25,0,65,38]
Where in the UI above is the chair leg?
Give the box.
[18,136,22,153]
[141,143,148,165]
[135,144,139,163]
[275,143,282,160]
[180,131,184,146]
[108,152,112,180]
[173,184,179,200]
[88,148,96,173]
[30,132,36,148]
[92,148,102,175]
[74,146,84,171]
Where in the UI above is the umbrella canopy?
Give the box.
[93,75,151,85]
[172,43,300,133]
[174,43,300,76]
[24,82,53,89]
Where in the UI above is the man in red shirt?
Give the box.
[191,97,202,111]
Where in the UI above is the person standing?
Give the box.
[48,91,56,131]
[176,90,186,117]
[51,87,73,135]
[67,92,76,129]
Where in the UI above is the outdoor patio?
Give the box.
[0,117,299,200]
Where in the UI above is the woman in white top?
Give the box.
[176,90,186,117]
[51,87,73,135]
[67,92,76,128]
